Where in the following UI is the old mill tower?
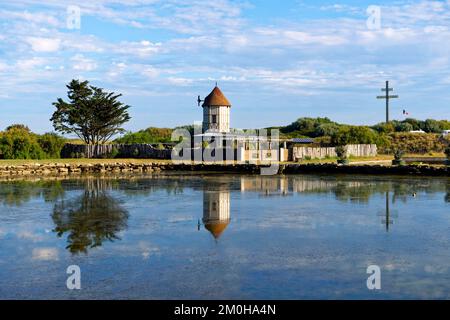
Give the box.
[198,85,231,134]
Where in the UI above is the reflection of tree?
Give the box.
[52,188,129,254]
[0,180,64,206]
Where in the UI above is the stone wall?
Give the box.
[0,161,448,178]
[292,144,377,161]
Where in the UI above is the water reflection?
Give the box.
[0,180,65,206]
[1,174,449,250]
[202,184,231,239]
[377,191,398,232]
[1,174,450,299]
[51,179,129,254]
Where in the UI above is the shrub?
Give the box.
[0,126,46,159]
[380,133,445,154]
[281,117,339,138]
[331,126,380,146]
[393,149,405,161]
[115,127,173,144]
[335,146,347,160]
[38,133,66,158]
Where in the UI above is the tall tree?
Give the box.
[51,79,131,145]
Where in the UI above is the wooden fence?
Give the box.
[292,144,377,161]
[61,144,172,159]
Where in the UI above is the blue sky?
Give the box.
[1,0,450,134]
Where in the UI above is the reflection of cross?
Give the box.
[377,81,399,123]
[383,192,393,231]
[377,192,398,232]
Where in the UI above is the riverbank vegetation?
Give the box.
[0,125,66,160]
[1,117,449,160]
[276,117,450,154]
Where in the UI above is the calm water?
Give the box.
[0,173,449,300]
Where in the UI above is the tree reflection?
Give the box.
[52,180,129,254]
[0,180,65,206]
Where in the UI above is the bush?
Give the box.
[0,126,46,159]
[335,146,347,160]
[38,133,66,158]
[281,117,339,138]
[331,126,380,146]
[115,127,173,144]
[380,133,445,154]
[393,149,405,161]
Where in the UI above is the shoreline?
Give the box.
[0,161,448,178]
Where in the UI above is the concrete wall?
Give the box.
[292,144,377,161]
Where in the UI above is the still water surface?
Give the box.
[0,173,449,299]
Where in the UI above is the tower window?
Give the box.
[211,115,217,124]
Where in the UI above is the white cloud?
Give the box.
[31,247,59,261]
[16,57,48,71]
[17,230,44,242]
[26,37,61,52]
[0,9,60,27]
[71,54,97,72]
[114,40,162,57]
[141,66,160,78]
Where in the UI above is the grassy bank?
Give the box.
[0,153,445,167]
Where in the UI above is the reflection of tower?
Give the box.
[203,187,231,239]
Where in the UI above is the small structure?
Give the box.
[198,85,231,134]
[196,85,286,162]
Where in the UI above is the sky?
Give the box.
[1,0,450,134]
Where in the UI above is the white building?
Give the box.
[442,130,450,137]
[196,85,287,162]
[200,85,231,133]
